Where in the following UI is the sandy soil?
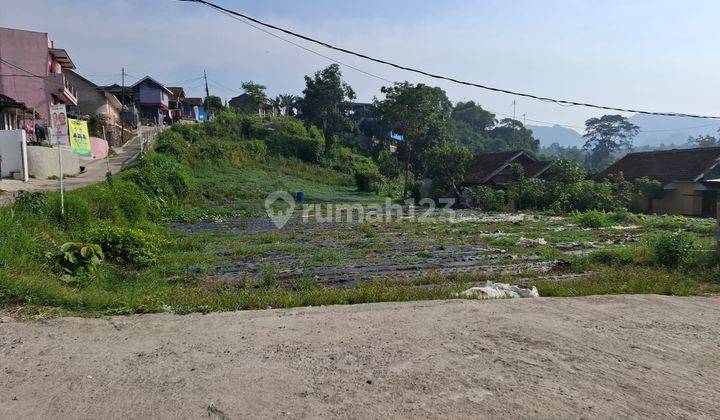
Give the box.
[1,295,719,419]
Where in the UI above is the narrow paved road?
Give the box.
[0,127,159,202]
[1,295,718,419]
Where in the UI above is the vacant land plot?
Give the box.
[2,295,719,419]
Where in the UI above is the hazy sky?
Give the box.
[2,0,718,129]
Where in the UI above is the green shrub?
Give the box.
[590,247,650,267]
[354,162,381,192]
[264,132,322,162]
[15,191,47,214]
[87,226,164,267]
[574,210,608,228]
[48,242,104,283]
[467,186,507,211]
[123,152,190,200]
[155,130,190,161]
[647,231,697,270]
[377,150,401,179]
[47,194,92,230]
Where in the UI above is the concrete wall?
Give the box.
[27,145,79,179]
[89,136,108,160]
[0,130,26,178]
[65,71,121,124]
[652,182,703,216]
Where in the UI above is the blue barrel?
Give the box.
[295,192,305,202]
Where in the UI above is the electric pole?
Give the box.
[203,70,211,117]
[121,67,125,144]
[204,70,210,99]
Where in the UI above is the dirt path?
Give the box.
[1,295,719,419]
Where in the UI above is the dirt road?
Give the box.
[1,295,718,419]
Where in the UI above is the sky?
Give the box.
[1,0,719,130]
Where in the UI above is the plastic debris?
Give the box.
[458,281,540,299]
[516,237,547,247]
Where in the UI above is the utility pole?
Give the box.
[203,70,211,118]
[121,67,125,144]
[204,70,210,98]
[523,113,526,126]
[511,100,517,148]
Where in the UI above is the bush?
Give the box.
[647,231,697,270]
[574,210,608,228]
[354,162,381,192]
[155,130,190,161]
[123,152,190,200]
[377,150,400,179]
[47,194,92,230]
[467,186,507,211]
[15,191,48,214]
[264,132,323,163]
[48,242,104,283]
[87,226,164,267]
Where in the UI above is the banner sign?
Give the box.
[49,103,69,146]
[67,119,93,157]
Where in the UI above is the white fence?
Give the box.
[0,130,28,181]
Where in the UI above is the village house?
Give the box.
[596,147,720,217]
[0,27,78,126]
[229,93,276,117]
[0,93,33,131]
[63,70,130,146]
[130,76,173,124]
[167,87,185,120]
[464,150,553,187]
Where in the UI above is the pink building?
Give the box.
[0,27,78,125]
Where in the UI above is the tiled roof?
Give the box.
[464,150,551,185]
[595,147,720,184]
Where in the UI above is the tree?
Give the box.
[299,64,356,156]
[277,94,299,116]
[373,82,453,197]
[582,114,639,168]
[688,134,719,148]
[241,81,268,105]
[421,144,472,197]
[203,95,223,115]
[488,118,539,152]
[451,101,496,134]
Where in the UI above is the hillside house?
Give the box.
[0,27,78,125]
[596,147,720,217]
[229,94,276,117]
[464,150,553,187]
[129,76,172,124]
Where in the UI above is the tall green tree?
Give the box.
[452,101,496,134]
[241,81,268,105]
[203,95,224,114]
[422,144,473,197]
[299,64,356,156]
[277,94,299,116]
[488,118,539,152]
[582,114,639,168]
[373,82,453,197]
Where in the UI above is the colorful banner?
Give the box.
[49,103,69,146]
[67,119,92,157]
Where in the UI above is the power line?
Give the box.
[197,3,394,84]
[178,0,720,120]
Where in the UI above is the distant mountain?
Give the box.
[529,115,720,149]
[527,124,584,148]
[628,114,720,147]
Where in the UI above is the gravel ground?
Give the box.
[1,295,719,419]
